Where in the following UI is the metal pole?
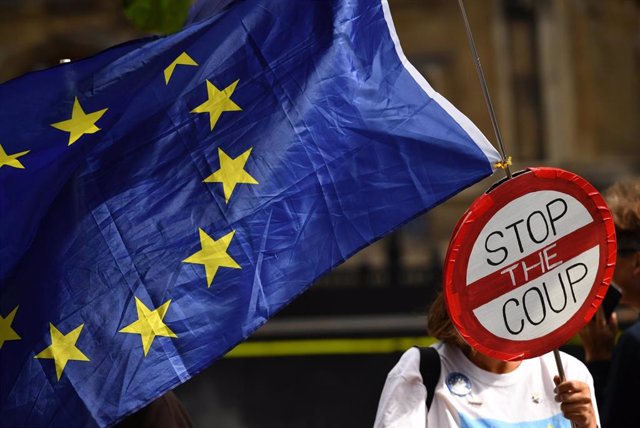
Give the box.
[553,349,577,428]
[456,0,512,179]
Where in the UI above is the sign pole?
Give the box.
[553,349,577,428]
[456,0,511,179]
[553,349,566,381]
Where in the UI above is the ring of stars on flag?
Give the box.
[0,51,260,381]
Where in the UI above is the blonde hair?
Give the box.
[605,179,640,232]
[604,178,640,250]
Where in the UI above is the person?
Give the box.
[579,178,640,428]
[374,292,599,427]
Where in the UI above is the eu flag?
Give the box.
[0,0,499,425]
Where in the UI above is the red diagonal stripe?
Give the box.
[465,221,600,310]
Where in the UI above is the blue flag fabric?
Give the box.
[0,0,499,426]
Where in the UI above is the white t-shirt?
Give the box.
[374,343,599,428]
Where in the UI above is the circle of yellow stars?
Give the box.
[1,50,262,380]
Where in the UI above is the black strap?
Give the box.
[417,346,441,411]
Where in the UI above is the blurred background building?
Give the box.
[1,0,638,426]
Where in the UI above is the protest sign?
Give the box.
[444,168,616,360]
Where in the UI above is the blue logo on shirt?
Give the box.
[446,372,472,396]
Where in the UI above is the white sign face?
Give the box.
[443,168,616,360]
[467,191,597,341]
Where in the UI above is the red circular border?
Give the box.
[443,167,616,361]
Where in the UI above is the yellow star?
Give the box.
[0,306,21,349]
[35,323,90,380]
[204,147,259,203]
[164,52,198,84]
[119,297,177,356]
[50,97,108,146]
[191,79,241,131]
[183,228,241,287]
[0,144,30,170]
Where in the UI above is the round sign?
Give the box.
[443,167,616,361]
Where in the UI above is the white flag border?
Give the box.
[381,0,501,168]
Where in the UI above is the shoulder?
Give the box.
[381,345,447,395]
[387,347,422,382]
[374,347,428,428]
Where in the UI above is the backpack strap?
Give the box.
[417,346,441,411]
